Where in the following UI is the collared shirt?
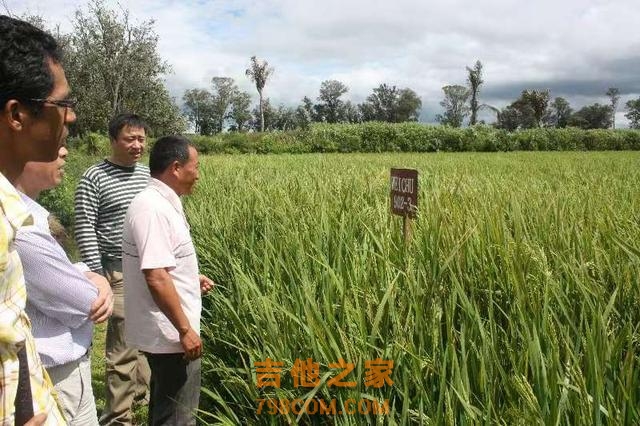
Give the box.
[74,160,150,273]
[15,193,98,368]
[122,178,201,353]
[0,173,65,425]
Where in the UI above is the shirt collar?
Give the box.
[149,177,184,215]
[18,192,50,232]
[0,172,33,230]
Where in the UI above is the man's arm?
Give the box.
[83,271,114,323]
[72,262,114,323]
[15,226,99,329]
[143,268,202,360]
[74,175,103,274]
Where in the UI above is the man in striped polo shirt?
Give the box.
[74,113,151,425]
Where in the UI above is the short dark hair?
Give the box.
[0,15,62,115]
[108,113,149,140]
[149,135,195,176]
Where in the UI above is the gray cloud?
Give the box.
[6,0,639,127]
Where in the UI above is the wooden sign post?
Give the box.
[390,168,418,244]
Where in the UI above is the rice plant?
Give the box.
[183,152,640,425]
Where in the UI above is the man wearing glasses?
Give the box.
[75,113,151,425]
[0,15,75,425]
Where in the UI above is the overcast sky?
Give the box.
[5,0,639,126]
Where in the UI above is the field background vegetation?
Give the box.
[66,123,640,160]
[47,145,640,425]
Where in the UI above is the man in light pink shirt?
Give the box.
[122,135,214,425]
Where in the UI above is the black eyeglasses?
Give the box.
[27,98,77,109]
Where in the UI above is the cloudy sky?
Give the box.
[5,0,639,126]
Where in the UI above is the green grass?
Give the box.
[90,324,107,411]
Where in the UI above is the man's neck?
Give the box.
[0,162,24,186]
[0,138,25,184]
[152,175,183,197]
[13,180,39,200]
[108,155,136,168]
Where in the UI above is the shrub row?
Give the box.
[67,123,640,156]
[196,123,640,154]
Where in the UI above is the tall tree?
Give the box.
[66,0,184,135]
[494,90,549,131]
[625,97,640,129]
[496,90,550,129]
[228,91,252,132]
[546,97,573,128]
[396,88,422,122]
[437,85,470,127]
[245,55,274,132]
[361,84,399,122]
[567,104,612,129]
[250,98,276,131]
[273,105,297,130]
[606,87,620,129]
[466,60,483,125]
[343,101,362,123]
[519,89,550,127]
[296,96,315,126]
[183,78,250,133]
[183,89,213,134]
[315,80,349,123]
[210,77,238,133]
[360,84,421,122]
[495,105,522,131]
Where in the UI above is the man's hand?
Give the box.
[180,327,202,360]
[85,271,114,323]
[199,274,215,295]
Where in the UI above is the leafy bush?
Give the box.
[38,152,97,228]
[66,125,640,157]
[68,132,111,156]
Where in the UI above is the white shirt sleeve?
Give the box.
[15,225,98,329]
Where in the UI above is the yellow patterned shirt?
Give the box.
[0,172,65,425]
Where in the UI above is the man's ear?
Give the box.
[3,100,26,131]
[171,160,181,176]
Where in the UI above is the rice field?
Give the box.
[178,151,640,425]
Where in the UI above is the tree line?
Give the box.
[437,63,640,130]
[183,74,423,135]
[190,56,640,135]
[14,1,640,136]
